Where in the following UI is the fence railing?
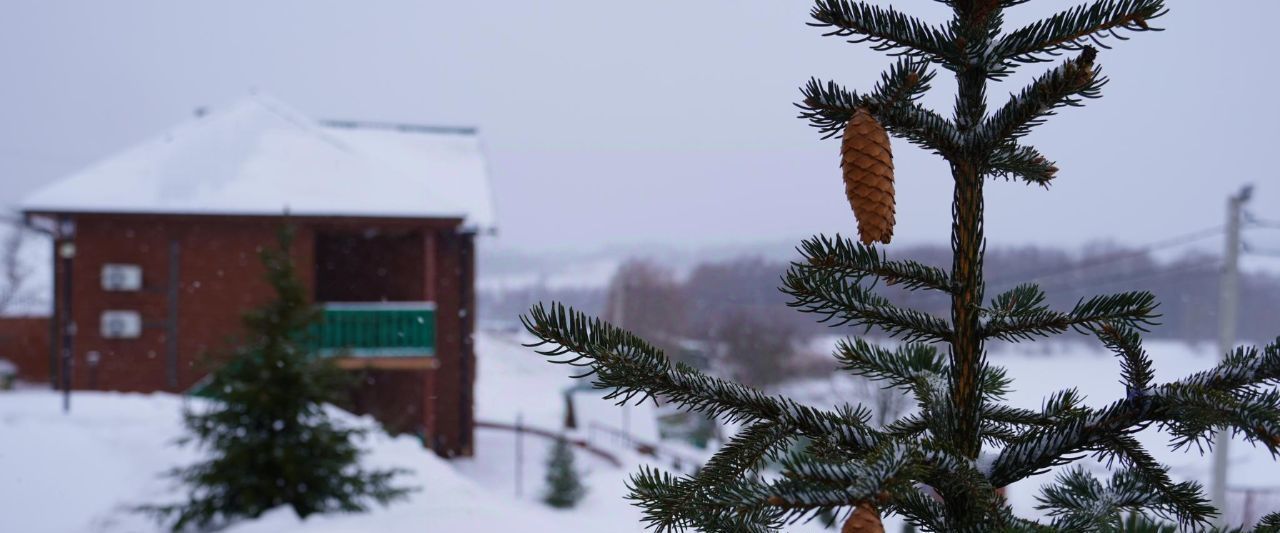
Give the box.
[1226,487,1280,529]
[313,301,436,357]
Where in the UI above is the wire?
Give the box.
[1248,219,1280,230]
[1244,210,1280,229]
[1034,259,1222,295]
[986,225,1224,289]
[1243,242,1280,258]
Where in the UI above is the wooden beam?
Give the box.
[332,357,439,371]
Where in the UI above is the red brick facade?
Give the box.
[20,212,475,457]
[0,317,51,384]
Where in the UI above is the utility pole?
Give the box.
[1212,184,1252,526]
[515,412,524,498]
[611,276,632,439]
[57,218,76,414]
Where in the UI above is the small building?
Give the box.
[9,94,494,457]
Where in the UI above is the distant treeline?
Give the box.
[479,242,1280,344]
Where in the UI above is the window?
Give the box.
[100,311,142,339]
[101,264,143,291]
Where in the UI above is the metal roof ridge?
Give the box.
[319,119,477,136]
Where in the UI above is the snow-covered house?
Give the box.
[11,94,494,457]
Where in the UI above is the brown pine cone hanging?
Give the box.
[840,107,896,245]
[841,502,884,533]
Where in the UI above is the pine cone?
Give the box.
[840,107,896,245]
[841,502,884,533]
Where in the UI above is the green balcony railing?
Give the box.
[312,302,436,357]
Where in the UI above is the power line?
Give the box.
[1243,242,1280,258]
[987,225,1224,289]
[1244,210,1280,229]
[1033,259,1222,295]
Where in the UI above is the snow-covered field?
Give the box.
[2,333,1277,532]
[0,333,666,533]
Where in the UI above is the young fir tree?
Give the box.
[143,226,410,531]
[523,1,1280,531]
[543,435,588,509]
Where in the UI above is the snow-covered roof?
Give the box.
[19,94,495,230]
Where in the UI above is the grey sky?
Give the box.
[2,1,1278,259]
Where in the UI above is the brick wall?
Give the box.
[30,212,475,457]
[0,316,51,383]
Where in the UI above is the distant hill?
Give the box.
[478,240,1280,344]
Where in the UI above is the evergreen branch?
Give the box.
[629,422,794,532]
[1095,434,1216,526]
[1041,388,1089,422]
[982,389,1089,448]
[875,98,964,159]
[1147,341,1280,451]
[784,266,953,343]
[835,338,945,389]
[987,142,1059,187]
[882,412,930,439]
[760,444,913,525]
[993,341,1280,488]
[777,444,912,492]
[1257,513,1280,532]
[981,289,1158,342]
[1038,466,1191,530]
[978,47,1105,146]
[991,0,1167,66]
[1090,322,1155,398]
[1172,340,1280,394]
[628,468,776,532]
[917,447,1008,527]
[633,452,908,531]
[980,362,1015,402]
[797,59,932,138]
[980,419,1028,446]
[983,403,1060,429]
[798,62,960,157]
[796,234,954,293]
[521,303,880,451]
[989,397,1151,486]
[941,0,1008,38]
[846,354,1008,446]
[884,486,948,532]
[982,282,1049,320]
[1154,384,1280,455]
[809,0,958,63]
[1068,291,1161,332]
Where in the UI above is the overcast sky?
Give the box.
[3,1,1278,259]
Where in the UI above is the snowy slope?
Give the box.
[0,333,680,533]
[0,391,574,533]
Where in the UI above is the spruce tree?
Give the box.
[543,435,588,509]
[143,226,410,531]
[523,1,1280,530]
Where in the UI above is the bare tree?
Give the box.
[0,220,33,315]
[604,259,688,351]
[709,308,801,391]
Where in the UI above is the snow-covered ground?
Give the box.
[0,390,578,533]
[3,333,1277,532]
[0,332,685,533]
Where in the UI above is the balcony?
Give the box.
[313,302,436,361]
